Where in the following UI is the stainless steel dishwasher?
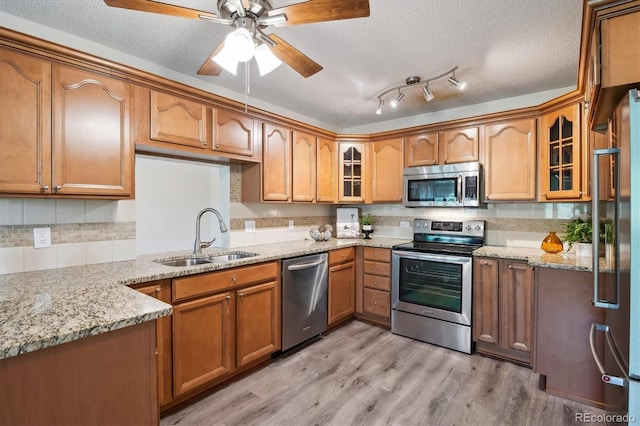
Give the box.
[281,253,328,351]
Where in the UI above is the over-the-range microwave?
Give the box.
[402,162,482,208]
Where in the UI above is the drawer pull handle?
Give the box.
[374,267,378,271]
[231,277,237,282]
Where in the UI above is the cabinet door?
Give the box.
[52,66,133,196]
[291,130,317,202]
[404,133,438,167]
[370,138,403,203]
[439,127,479,164]
[213,109,256,157]
[172,292,234,396]
[0,48,51,195]
[262,122,291,201]
[338,142,366,203]
[150,90,210,149]
[135,281,173,406]
[316,137,336,203]
[501,261,534,356]
[472,258,500,345]
[482,119,537,201]
[236,280,281,368]
[328,261,355,326]
[539,103,583,200]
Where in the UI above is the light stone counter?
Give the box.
[0,237,408,360]
[474,246,613,272]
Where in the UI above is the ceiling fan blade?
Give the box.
[267,34,322,78]
[197,41,225,76]
[103,0,218,20]
[267,0,370,26]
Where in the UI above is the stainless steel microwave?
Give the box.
[402,162,482,207]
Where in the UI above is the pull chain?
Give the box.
[244,61,250,113]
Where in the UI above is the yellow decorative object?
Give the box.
[541,231,563,253]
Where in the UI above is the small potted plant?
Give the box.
[562,216,593,257]
[359,213,374,231]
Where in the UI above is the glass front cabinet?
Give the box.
[538,103,585,200]
[338,142,367,203]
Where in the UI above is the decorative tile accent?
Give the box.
[230,216,336,230]
[0,222,136,248]
[230,164,242,203]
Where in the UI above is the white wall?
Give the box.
[135,155,230,255]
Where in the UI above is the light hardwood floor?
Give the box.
[161,321,607,426]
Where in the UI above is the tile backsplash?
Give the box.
[0,199,136,275]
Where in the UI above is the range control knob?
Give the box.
[466,225,472,230]
[475,225,482,231]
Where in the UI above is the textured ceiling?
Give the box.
[0,0,583,132]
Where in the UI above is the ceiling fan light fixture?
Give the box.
[212,44,239,75]
[255,44,282,76]
[375,99,384,115]
[390,91,404,108]
[225,27,255,62]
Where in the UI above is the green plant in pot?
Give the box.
[562,216,604,257]
[359,213,374,230]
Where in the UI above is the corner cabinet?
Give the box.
[538,103,585,201]
[0,48,133,198]
[473,257,534,366]
[481,118,537,201]
[370,138,403,203]
[338,141,367,203]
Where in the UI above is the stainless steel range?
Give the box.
[391,219,485,354]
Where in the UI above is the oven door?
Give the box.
[391,249,472,326]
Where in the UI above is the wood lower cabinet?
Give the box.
[328,247,356,326]
[370,138,403,203]
[481,118,537,201]
[172,291,234,396]
[473,257,534,366]
[0,48,133,198]
[357,247,391,325]
[236,280,280,368]
[134,280,173,407]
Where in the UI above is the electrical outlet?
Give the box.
[33,227,52,249]
[245,221,256,232]
[289,220,295,229]
[400,221,410,228]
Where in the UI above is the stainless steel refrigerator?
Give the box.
[590,89,639,420]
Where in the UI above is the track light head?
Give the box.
[448,74,466,90]
[390,91,404,108]
[375,99,384,115]
[422,85,434,102]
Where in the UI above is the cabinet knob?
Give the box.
[226,295,231,301]
[54,185,62,192]
[578,191,584,196]
[374,267,378,271]
[373,281,378,286]
[373,301,377,305]
[481,261,488,266]
[202,142,208,147]
[374,252,378,257]
[542,192,547,199]
[231,277,237,282]
[216,144,220,148]
[42,185,49,191]
[238,293,244,298]
[508,265,513,269]
[154,287,161,294]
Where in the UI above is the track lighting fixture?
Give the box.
[390,91,404,108]
[374,66,466,115]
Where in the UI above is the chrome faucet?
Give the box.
[193,208,229,256]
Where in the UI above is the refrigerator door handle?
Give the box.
[592,148,621,309]
[589,323,629,387]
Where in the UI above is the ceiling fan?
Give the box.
[103,0,370,78]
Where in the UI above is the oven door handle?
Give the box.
[392,250,472,264]
[457,175,463,204]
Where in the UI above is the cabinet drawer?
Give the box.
[329,247,355,265]
[173,261,278,302]
[363,260,390,276]
[363,247,390,262]
[363,288,390,318]
[363,274,390,292]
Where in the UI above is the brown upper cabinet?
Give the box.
[439,127,479,164]
[0,47,133,198]
[149,90,211,149]
[316,137,337,203]
[262,122,291,202]
[586,5,640,128]
[538,103,585,201]
[370,138,403,203]
[338,141,367,203]
[212,109,259,159]
[481,119,537,201]
[404,132,439,167]
[291,130,317,202]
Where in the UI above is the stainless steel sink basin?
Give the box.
[158,257,214,267]
[208,251,259,262]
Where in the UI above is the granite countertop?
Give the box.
[473,246,614,272]
[0,237,408,360]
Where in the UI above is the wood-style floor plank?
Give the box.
[161,321,607,426]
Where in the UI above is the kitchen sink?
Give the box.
[156,251,259,267]
[208,251,259,262]
[158,257,214,267]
